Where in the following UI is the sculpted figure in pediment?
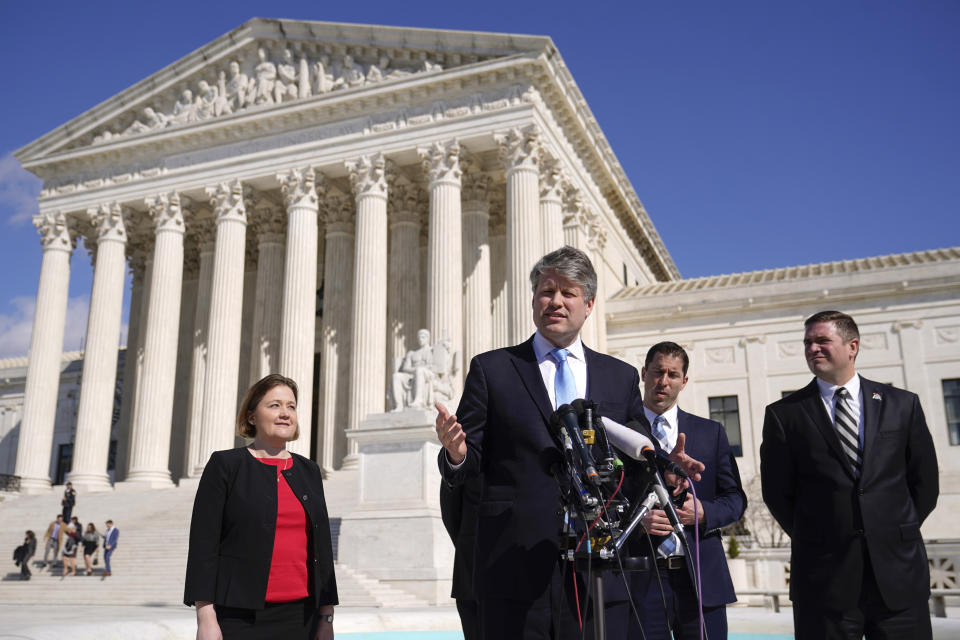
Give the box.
[172,89,198,124]
[122,107,170,136]
[195,80,230,119]
[221,60,251,111]
[274,49,300,103]
[313,55,334,94]
[334,55,366,90]
[366,55,412,84]
[253,47,277,105]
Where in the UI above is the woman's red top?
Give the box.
[256,457,310,603]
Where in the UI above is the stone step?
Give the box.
[0,469,428,608]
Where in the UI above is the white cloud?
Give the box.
[0,153,41,226]
[0,295,91,359]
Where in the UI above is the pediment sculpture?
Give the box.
[92,46,445,145]
[390,328,461,411]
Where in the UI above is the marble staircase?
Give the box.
[0,468,430,608]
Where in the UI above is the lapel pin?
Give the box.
[872,392,882,401]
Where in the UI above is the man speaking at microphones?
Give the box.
[606,342,746,640]
[434,246,650,639]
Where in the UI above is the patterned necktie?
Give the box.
[551,348,577,408]
[651,414,679,557]
[834,387,863,477]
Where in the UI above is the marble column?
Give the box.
[387,177,424,384]
[562,188,597,346]
[495,126,541,344]
[14,211,74,492]
[115,227,152,481]
[587,224,608,352]
[183,217,215,478]
[420,140,463,354]
[126,193,186,486]
[489,194,509,349]
[197,181,248,465]
[68,203,127,491]
[318,187,355,475]
[248,198,286,385]
[345,154,391,457]
[278,168,320,458]
[461,166,492,364]
[540,155,565,253]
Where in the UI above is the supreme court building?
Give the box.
[4,19,960,545]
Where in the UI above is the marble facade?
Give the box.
[9,19,669,492]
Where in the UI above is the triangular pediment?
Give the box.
[16,18,550,164]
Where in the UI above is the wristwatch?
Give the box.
[319,614,334,624]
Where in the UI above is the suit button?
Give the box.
[855,529,864,536]
[858,489,865,496]
[302,495,308,501]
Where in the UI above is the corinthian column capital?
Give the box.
[205,180,248,224]
[88,202,127,243]
[495,125,541,172]
[251,198,287,241]
[278,167,322,209]
[346,153,392,199]
[418,139,462,185]
[33,210,75,250]
[145,192,187,233]
[540,155,565,203]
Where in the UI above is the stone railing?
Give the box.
[726,537,960,616]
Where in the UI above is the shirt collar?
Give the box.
[533,331,585,364]
[643,404,680,433]
[817,372,861,403]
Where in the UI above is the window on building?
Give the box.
[55,443,73,485]
[944,379,960,446]
[709,395,742,456]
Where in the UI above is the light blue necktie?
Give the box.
[551,348,577,408]
[652,414,679,557]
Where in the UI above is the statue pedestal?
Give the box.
[338,409,453,604]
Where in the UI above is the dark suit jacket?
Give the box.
[626,410,745,607]
[440,474,480,601]
[184,447,339,610]
[760,377,939,610]
[439,336,644,604]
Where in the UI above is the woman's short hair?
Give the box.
[236,374,300,440]
[528,245,598,303]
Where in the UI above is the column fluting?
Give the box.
[386,177,424,387]
[345,154,390,445]
[461,166,492,364]
[68,203,128,491]
[540,155,565,254]
[126,193,186,486]
[489,194,508,349]
[14,211,75,492]
[183,217,215,478]
[248,198,286,385]
[277,168,320,458]
[495,126,542,344]
[196,181,249,466]
[318,188,355,475]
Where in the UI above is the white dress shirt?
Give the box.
[816,372,865,449]
[643,404,680,452]
[532,331,588,408]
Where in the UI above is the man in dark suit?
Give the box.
[760,310,939,639]
[606,341,746,639]
[440,475,481,640]
[435,246,654,639]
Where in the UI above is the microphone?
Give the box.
[600,417,689,479]
[551,404,600,485]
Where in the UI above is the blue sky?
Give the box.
[0,0,957,357]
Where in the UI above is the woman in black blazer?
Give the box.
[184,374,338,640]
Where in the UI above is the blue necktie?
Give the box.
[551,348,577,408]
[651,415,679,557]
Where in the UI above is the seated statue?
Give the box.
[390,329,460,411]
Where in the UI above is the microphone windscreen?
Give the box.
[601,417,656,460]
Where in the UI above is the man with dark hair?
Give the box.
[435,246,700,639]
[607,341,745,639]
[61,482,76,521]
[761,310,939,639]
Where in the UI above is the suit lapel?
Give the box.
[797,379,855,481]
[509,337,554,425]
[859,376,884,473]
